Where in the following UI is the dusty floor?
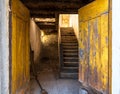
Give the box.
[30,59,86,94]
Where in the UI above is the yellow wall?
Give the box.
[78,0,111,93]
[12,0,30,94]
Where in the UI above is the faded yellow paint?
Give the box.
[79,0,111,93]
[12,0,30,94]
[79,0,108,22]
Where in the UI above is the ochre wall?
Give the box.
[12,0,30,94]
[78,0,111,93]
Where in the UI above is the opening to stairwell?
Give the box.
[30,14,81,94]
[58,14,79,79]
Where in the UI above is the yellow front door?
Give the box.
[11,0,30,94]
[78,0,111,93]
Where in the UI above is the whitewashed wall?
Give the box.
[69,15,79,41]
[0,0,10,94]
[0,2,1,93]
[112,0,120,94]
[30,19,41,64]
[59,14,79,41]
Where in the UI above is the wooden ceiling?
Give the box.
[20,0,93,30]
[21,0,93,17]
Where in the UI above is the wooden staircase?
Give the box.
[59,27,79,79]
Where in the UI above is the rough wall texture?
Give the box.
[78,0,110,93]
[0,0,9,94]
[41,32,58,60]
[12,0,30,94]
[30,19,41,64]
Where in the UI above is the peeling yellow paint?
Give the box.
[12,0,30,94]
[79,0,110,93]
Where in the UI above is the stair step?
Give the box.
[62,40,77,43]
[63,46,78,49]
[61,67,78,73]
[63,50,78,53]
[63,48,78,50]
[62,43,78,46]
[62,40,77,42]
[62,41,77,43]
[64,58,78,62]
[63,55,78,57]
[62,36,76,39]
[63,52,78,55]
[64,62,78,67]
[60,72,78,79]
[64,57,78,59]
[61,36,77,40]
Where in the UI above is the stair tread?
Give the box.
[63,45,78,47]
[64,62,78,63]
[62,43,78,46]
[62,40,77,42]
[64,62,78,67]
[63,48,78,50]
[63,50,78,51]
[60,72,78,74]
[62,41,78,43]
[63,53,78,55]
[61,33,75,36]
[63,57,78,59]
[63,47,78,49]
[62,67,78,69]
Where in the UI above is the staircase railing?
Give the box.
[58,28,64,70]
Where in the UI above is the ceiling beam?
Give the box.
[30,9,78,15]
[31,14,55,18]
[38,24,56,30]
[23,0,81,2]
[23,2,82,9]
[36,22,56,25]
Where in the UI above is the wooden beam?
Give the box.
[36,22,55,25]
[30,9,78,15]
[55,13,59,30]
[31,14,55,18]
[22,0,81,2]
[37,24,56,29]
[24,2,82,9]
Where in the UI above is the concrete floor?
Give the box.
[30,59,86,94]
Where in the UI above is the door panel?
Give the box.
[78,0,110,93]
[12,0,30,94]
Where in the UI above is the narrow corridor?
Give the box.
[30,59,81,94]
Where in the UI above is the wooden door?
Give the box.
[11,0,30,94]
[78,0,111,93]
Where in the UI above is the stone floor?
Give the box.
[30,59,87,94]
